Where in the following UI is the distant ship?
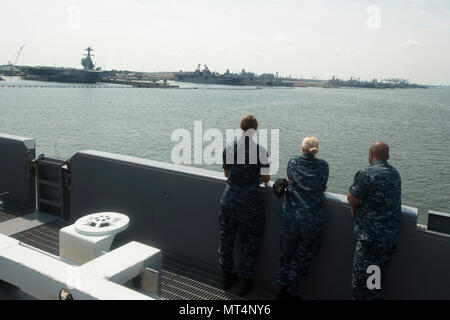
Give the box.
[174,64,245,85]
[174,64,294,87]
[328,76,428,89]
[22,47,104,83]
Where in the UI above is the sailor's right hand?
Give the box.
[260,175,270,184]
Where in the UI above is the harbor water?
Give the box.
[1,77,449,224]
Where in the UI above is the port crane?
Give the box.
[7,44,26,75]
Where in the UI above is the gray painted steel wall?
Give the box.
[70,150,450,299]
[0,134,35,213]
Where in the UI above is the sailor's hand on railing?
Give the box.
[260,175,270,184]
[347,193,360,218]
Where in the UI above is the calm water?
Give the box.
[1,77,449,224]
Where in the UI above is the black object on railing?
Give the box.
[427,210,450,236]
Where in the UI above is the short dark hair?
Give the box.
[370,141,389,160]
[240,115,258,131]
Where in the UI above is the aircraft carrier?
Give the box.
[21,47,104,84]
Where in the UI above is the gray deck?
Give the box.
[160,254,272,300]
[0,205,30,223]
[0,210,19,223]
[6,217,273,300]
[11,219,65,256]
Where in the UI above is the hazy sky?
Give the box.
[1,0,449,84]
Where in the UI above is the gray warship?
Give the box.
[22,47,104,83]
[175,64,294,87]
[175,64,245,85]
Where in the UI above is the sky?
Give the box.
[1,0,450,85]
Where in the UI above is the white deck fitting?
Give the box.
[59,224,115,264]
[80,241,162,297]
[60,212,131,265]
[0,212,57,236]
[74,212,129,236]
[0,233,154,300]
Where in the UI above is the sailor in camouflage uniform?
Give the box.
[348,141,401,300]
[218,115,270,297]
[275,136,329,299]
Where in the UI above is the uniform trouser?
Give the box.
[218,204,264,279]
[275,210,324,295]
[352,238,396,300]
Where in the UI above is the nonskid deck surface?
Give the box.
[9,219,273,300]
[12,219,66,256]
[160,254,272,300]
[0,207,27,223]
[0,210,20,223]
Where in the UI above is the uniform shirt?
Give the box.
[283,154,329,220]
[349,160,402,242]
[220,135,270,209]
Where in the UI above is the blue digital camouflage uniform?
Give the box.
[275,154,329,295]
[218,135,270,279]
[349,160,401,300]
